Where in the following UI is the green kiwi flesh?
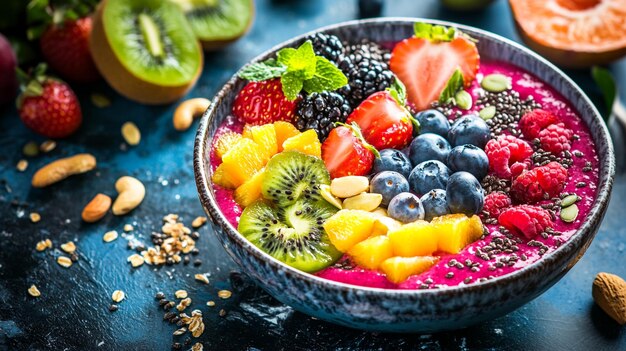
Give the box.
[170,0,253,46]
[238,200,341,273]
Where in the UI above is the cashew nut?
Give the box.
[112,176,145,215]
[32,153,97,188]
[173,98,211,131]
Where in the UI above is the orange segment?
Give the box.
[282,129,322,158]
[211,164,236,189]
[348,235,393,270]
[380,256,439,284]
[274,121,300,152]
[213,131,242,159]
[221,138,269,187]
[242,124,278,159]
[323,209,375,252]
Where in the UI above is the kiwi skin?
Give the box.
[198,0,255,51]
[89,0,204,105]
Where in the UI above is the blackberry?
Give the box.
[294,91,352,140]
[305,33,344,63]
[337,53,394,107]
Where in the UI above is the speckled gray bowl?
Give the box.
[194,18,615,333]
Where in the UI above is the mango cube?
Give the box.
[431,214,484,254]
[282,129,322,158]
[380,256,439,284]
[234,169,265,207]
[388,220,438,257]
[323,210,375,252]
[348,235,393,270]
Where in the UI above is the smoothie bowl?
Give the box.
[194,18,614,332]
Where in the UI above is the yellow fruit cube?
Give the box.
[242,124,278,159]
[213,131,242,159]
[323,210,376,252]
[348,235,393,270]
[370,217,403,237]
[380,256,439,284]
[387,220,438,257]
[274,121,300,152]
[282,129,322,158]
[211,164,236,189]
[431,214,484,254]
[221,138,269,187]
[234,169,265,207]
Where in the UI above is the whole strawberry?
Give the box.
[232,79,299,125]
[17,65,82,138]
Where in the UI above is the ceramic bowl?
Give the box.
[193,18,615,333]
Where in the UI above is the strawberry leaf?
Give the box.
[302,57,347,94]
[413,22,456,42]
[387,76,407,106]
[438,68,464,104]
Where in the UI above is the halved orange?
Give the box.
[510,0,626,68]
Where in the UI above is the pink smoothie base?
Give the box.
[209,60,599,290]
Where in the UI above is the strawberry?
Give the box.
[346,91,415,149]
[40,17,100,83]
[232,79,299,125]
[390,25,479,111]
[17,64,82,138]
[321,123,380,178]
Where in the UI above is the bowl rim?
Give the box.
[194,17,615,297]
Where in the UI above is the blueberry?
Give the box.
[447,114,491,148]
[446,144,489,180]
[414,109,450,136]
[370,171,410,206]
[372,149,412,179]
[420,189,450,221]
[446,171,485,216]
[387,192,425,223]
[408,160,451,196]
[408,133,451,166]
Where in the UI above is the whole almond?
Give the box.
[330,176,369,198]
[592,272,626,325]
[82,194,112,223]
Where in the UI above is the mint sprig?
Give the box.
[414,22,456,42]
[238,40,348,101]
[439,68,464,104]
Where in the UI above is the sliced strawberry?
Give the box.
[232,79,299,125]
[390,36,479,111]
[322,123,379,179]
[346,91,414,150]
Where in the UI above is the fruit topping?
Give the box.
[294,91,351,139]
[445,171,485,216]
[215,138,268,187]
[519,109,559,140]
[485,135,533,179]
[0,34,17,106]
[346,91,414,150]
[511,161,568,203]
[498,205,553,239]
[342,193,383,212]
[243,124,278,159]
[380,256,439,284]
[482,192,512,218]
[446,144,489,180]
[414,109,451,137]
[232,79,298,125]
[408,133,451,166]
[261,151,330,207]
[274,121,301,152]
[420,189,450,221]
[324,210,376,252]
[388,192,425,223]
[336,49,395,107]
[281,129,322,158]
[390,23,479,111]
[319,184,343,210]
[447,114,491,148]
[321,123,379,178]
[213,131,243,159]
[330,176,370,198]
[408,160,451,196]
[212,164,236,189]
[387,220,438,256]
[234,169,265,207]
[348,235,393,270]
[431,214,484,254]
[238,200,341,272]
[370,171,410,206]
[306,33,344,62]
[371,215,402,236]
[372,149,413,179]
[538,123,573,154]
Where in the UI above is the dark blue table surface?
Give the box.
[1,0,625,350]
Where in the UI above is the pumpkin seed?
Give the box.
[455,90,472,110]
[479,106,496,120]
[22,142,39,157]
[481,73,511,93]
[560,204,579,223]
[560,194,579,208]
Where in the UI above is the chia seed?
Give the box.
[576,182,587,188]
[445,272,454,279]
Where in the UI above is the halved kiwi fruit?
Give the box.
[90,0,203,104]
[170,0,254,50]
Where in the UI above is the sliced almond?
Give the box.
[320,184,342,209]
[103,230,118,243]
[330,176,369,198]
[342,193,382,212]
[60,241,76,254]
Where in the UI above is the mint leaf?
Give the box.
[281,71,304,101]
[239,60,287,81]
[387,76,407,105]
[414,22,456,42]
[278,41,317,79]
[438,68,464,104]
[302,57,347,94]
[591,66,616,121]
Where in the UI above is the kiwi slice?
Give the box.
[262,151,330,208]
[238,200,341,272]
[90,0,203,104]
[170,0,254,50]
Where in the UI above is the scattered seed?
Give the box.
[109,304,119,312]
[28,284,41,297]
[39,140,56,153]
[127,254,145,267]
[121,122,141,146]
[22,142,39,157]
[191,216,207,229]
[173,328,187,336]
[192,343,203,351]
[123,224,134,232]
[155,292,165,300]
[560,204,579,223]
[217,290,232,299]
[91,93,111,108]
[175,290,188,299]
[219,309,226,317]
[481,73,511,93]
[35,239,52,252]
[60,241,76,253]
[103,230,119,243]
[177,297,192,311]
[194,274,209,284]
[172,342,182,350]
[455,90,472,110]
[57,256,72,268]
[16,159,28,172]
[206,301,215,307]
[29,212,41,223]
[111,290,125,302]
[479,106,497,120]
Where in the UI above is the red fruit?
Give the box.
[0,34,18,105]
[40,17,100,83]
[321,123,379,178]
[511,162,568,203]
[232,79,298,125]
[390,36,479,111]
[483,192,512,218]
[498,205,553,239]
[519,109,558,140]
[485,135,533,179]
[18,77,82,139]
[345,91,414,149]
[538,123,573,154]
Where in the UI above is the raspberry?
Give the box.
[538,123,573,154]
[519,109,558,139]
[485,135,533,179]
[498,205,553,239]
[511,162,568,203]
[483,192,512,218]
